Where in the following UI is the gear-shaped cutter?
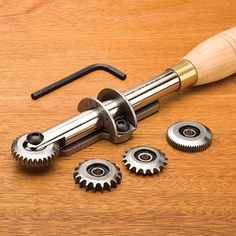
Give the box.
[74,159,122,192]
[11,134,59,167]
[166,121,212,152]
[123,146,167,175]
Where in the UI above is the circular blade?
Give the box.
[123,146,167,175]
[11,134,59,167]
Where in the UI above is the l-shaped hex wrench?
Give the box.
[12,26,236,167]
[31,63,126,100]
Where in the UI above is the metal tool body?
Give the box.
[42,70,178,154]
[12,69,180,166]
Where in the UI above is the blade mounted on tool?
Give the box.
[11,134,59,167]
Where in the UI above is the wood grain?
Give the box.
[183,26,236,85]
[0,1,235,235]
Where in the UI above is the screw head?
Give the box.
[26,132,44,145]
[115,118,130,133]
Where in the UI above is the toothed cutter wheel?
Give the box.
[12,133,59,167]
[74,159,122,192]
[123,146,167,175]
[166,121,212,152]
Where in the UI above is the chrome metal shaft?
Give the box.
[37,70,180,150]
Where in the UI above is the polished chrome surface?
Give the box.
[125,70,179,109]
[34,70,180,150]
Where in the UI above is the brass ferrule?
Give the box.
[169,60,198,89]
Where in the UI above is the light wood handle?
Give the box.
[183,26,236,86]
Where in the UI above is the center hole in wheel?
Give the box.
[183,128,196,137]
[137,153,153,162]
[179,125,200,138]
[87,163,109,177]
[117,120,125,125]
[91,167,105,177]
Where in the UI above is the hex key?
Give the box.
[31,63,127,100]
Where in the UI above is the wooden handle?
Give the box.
[183,26,236,86]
